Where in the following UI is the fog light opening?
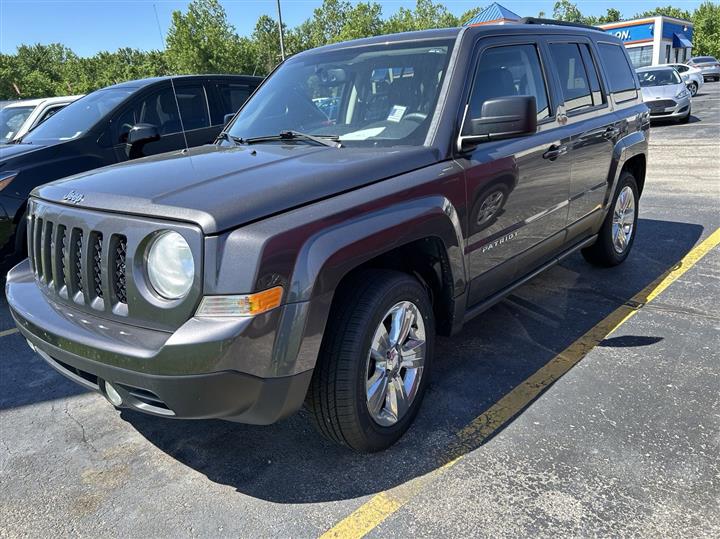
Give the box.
[104,382,123,407]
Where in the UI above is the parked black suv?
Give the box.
[0,75,262,263]
[7,22,649,452]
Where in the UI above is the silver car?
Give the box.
[637,66,691,123]
[660,63,704,96]
[688,56,720,82]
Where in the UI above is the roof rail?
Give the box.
[518,17,599,31]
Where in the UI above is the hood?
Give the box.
[0,142,48,165]
[641,83,684,100]
[33,143,440,234]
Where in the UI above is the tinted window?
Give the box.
[692,56,716,63]
[465,43,550,129]
[598,44,638,97]
[175,85,210,131]
[579,44,604,106]
[674,64,689,73]
[216,83,253,121]
[549,43,594,112]
[114,85,209,141]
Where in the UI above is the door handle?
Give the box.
[543,144,567,160]
[603,126,620,139]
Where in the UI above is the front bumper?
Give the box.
[645,96,691,120]
[6,260,313,424]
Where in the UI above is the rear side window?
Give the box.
[549,43,597,112]
[465,43,550,128]
[598,44,638,101]
[215,83,254,123]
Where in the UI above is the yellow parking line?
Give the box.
[0,328,19,338]
[320,227,720,539]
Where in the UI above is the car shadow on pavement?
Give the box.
[120,218,705,503]
[3,219,702,500]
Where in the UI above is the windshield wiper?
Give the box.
[217,131,244,146]
[243,130,342,148]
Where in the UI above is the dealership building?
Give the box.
[598,16,694,67]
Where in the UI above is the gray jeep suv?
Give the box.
[7,20,649,452]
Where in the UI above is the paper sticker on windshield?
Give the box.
[339,127,386,140]
[387,105,406,123]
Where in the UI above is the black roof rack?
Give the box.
[518,17,600,31]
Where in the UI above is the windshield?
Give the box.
[637,69,681,87]
[227,39,455,147]
[0,106,34,143]
[22,88,133,143]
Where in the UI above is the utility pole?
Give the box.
[276,0,286,61]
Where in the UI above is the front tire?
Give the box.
[582,171,638,267]
[306,269,435,452]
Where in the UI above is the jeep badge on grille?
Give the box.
[63,190,85,204]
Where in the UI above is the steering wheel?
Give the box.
[403,112,428,123]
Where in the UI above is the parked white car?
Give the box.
[0,95,83,143]
[659,63,704,96]
[637,66,692,123]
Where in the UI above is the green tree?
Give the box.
[384,0,459,34]
[693,1,720,57]
[165,0,247,74]
[458,6,486,25]
[598,8,622,24]
[633,6,692,20]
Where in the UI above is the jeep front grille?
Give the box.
[26,199,201,331]
[28,212,127,309]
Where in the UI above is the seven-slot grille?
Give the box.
[27,211,128,310]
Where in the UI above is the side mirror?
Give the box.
[459,95,537,150]
[223,113,235,126]
[125,123,160,159]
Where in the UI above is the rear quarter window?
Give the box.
[598,43,638,102]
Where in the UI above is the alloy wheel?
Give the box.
[612,186,635,254]
[366,301,426,426]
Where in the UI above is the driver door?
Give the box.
[457,37,572,304]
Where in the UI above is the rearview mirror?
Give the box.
[223,113,235,126]
[125,123,160,159]
[459,95,537,151]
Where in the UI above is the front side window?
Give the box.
[23,89,133,143]
[465,43,550,130]
[0,106,34,143]
[227,39,455,147]
[114,85,210,142]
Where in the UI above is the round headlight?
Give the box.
[146,231,194,299]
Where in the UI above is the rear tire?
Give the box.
[688,82,698,96]
[306,269,435,452]
[582,171,638,267]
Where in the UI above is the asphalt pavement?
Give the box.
[1,83,718,538]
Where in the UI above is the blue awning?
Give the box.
[673,33,692,48]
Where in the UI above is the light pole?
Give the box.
[276,0,286,61]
